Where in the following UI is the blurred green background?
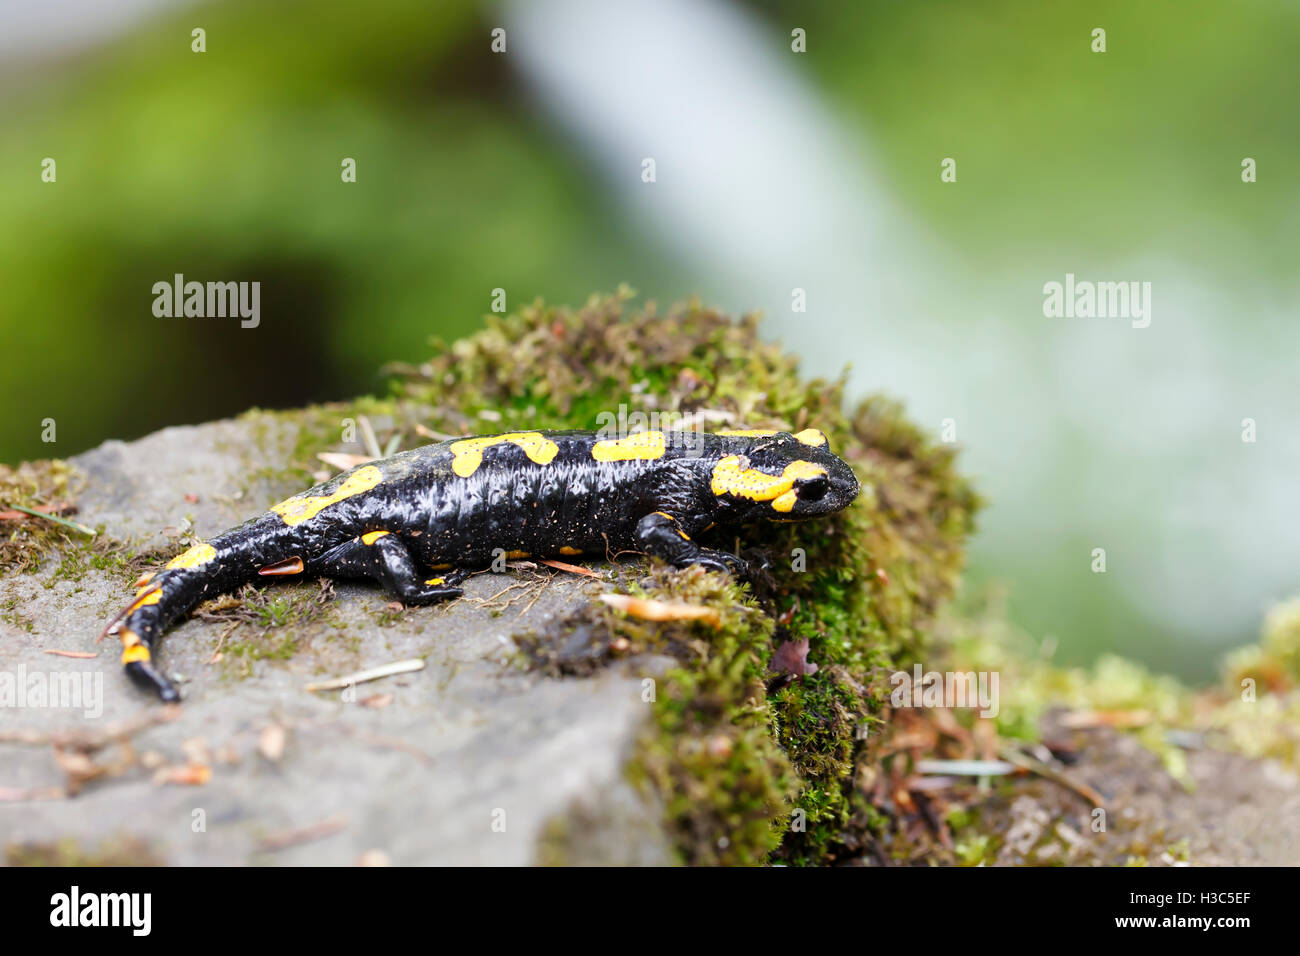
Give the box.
[3,0,1298,678]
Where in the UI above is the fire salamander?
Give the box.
[105,427,859,701]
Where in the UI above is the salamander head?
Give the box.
[710,428,860,521]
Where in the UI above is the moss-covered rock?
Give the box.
[8,290,1299,866]
[398,290,979,864]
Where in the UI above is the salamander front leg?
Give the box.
[311,532,464,605]
[634,511,749,577]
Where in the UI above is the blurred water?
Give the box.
[505,0,1300,677]
[0,0,181,59]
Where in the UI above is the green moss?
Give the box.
[371,603,408,628]
[1223,596,1300,693]
[1,595,35,633]
[211,581,345,677]
[953,832,996,867]
[451,292,979,864]
[49,536,170,588]
[0,458,84,574]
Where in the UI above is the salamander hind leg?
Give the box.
[310,532,464,605]
[634,512,750,578]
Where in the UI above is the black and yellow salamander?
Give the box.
[104,427,860,701]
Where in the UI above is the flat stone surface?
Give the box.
[0,415,670,865]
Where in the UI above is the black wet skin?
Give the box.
[110,429,860,701]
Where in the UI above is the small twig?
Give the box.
[467,581,532,610]
[518,582,550,617]
[1059,709,1153,730]
[42,649,98,659]
[208,621,240,663]
[256,814,348,852]
[998,744,1105,808]
[303,658,425,693]
[915,759,1016,776]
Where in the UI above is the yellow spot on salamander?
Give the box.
[271,465,383,526]
[772,490,799,513]
[127,588,163,613]
[121,644,151,664]
[506,550,530,559]
[120,628,150,664]
[558,546,583,556]
[591,431,666,462]
[710,456,827,513]
[361,530,390,545]
[424,577,445,586]
[450,433,559,478]
[792,428,827,447]
[166,542,216,570]
[717,429,778,438]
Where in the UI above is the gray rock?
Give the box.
[0,414,671,865]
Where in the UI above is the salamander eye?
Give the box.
[795,474,829,502]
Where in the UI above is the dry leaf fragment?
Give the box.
[770,638,819,677]
[152,764,212,787]
[304,658,425,693]
[259,724,287,761]
[597,593,721,628]
[540,559,600,577]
